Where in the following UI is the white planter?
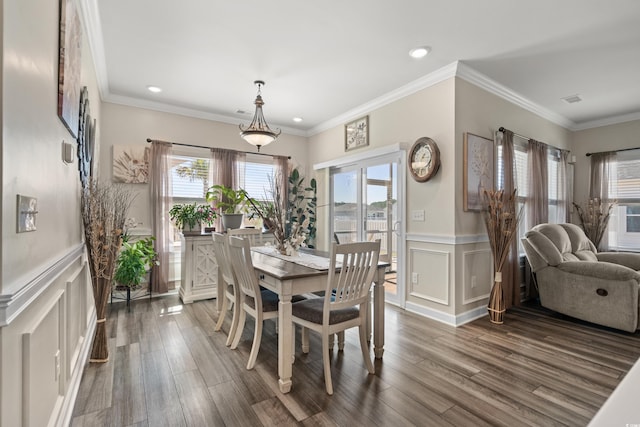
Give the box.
[182,220,202,235]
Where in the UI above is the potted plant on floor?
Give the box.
[206,184,249,230]
[113,236,159,307]
[169,202,217,235]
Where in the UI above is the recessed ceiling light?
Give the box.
[293,117,303,123]
[147,85,162,93]
[409,46,431,59]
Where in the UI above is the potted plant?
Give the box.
[114,236,158,290]
[169,203,217,235]
[206,184,249,230]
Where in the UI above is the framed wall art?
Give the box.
[463,132,494,211]
[345,116,369,151]
[57,0,83,138]
[113,145,150,183]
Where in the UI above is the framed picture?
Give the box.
[57,0,83,138]
[463,132,494,211]
[345,116,369,151]
[113,145,150,183]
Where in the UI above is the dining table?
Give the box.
[218,246,389,394]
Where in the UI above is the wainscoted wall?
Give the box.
[0,246,95,427]
[404,233,491,326]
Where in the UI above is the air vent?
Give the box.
[561,94,582,104]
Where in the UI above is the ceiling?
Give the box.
[86,0,640,136]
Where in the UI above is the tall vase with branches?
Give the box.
[572,198,616,250]
[482,189,523,324]
[81,181,135,362]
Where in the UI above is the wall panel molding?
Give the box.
[409,248,449,305]
[0,244,85,326]
[22,289,65,427]
[406,233,488,245]
[462,249,492,305]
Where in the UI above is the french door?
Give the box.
[330,153,405,306]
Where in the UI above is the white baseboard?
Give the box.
[405,301,487,327]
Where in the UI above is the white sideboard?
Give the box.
[179,234,218,304]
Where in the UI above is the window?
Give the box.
[497,136,571,251]
[242,154,276,201]
[608,149,640,251]
[172,154,210,202]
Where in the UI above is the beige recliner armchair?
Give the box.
[522,223,640,332]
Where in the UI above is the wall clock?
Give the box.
[408,137,440,182]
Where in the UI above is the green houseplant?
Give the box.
[206,184,249,230]
[114,236,158,289]
[169,203,217,234]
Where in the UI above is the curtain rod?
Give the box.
[145,138,291,159]
[498,126,529,141]
[498,127,569,155]
[585,147,640,157]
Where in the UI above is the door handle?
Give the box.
[393,221,401,235]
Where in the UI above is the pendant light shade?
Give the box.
[239,80,281,151]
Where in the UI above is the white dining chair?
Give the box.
[227,227,263,246]
[211,232,241,346]
[291,239,381,395]
[227,235,280,369]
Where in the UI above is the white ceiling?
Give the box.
[85,0,640,136]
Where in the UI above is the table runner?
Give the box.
[252,246,341,270]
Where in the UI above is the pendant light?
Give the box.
[239,80,281,151]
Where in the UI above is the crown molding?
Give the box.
[104,94,307,137]
[455,62,576,130]
[308,62,459,136]
[77,0,109,100]
[572,111,640,131]
[80,4,639,140]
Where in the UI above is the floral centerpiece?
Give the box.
[572,198,616,250]
[169,203,217,234]
[481,189,523,324]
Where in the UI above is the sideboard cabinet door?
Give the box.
[179,235,218,303]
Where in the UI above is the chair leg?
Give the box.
[230,308,246,350]
[358,324,375,374]
[226,297,240,347]
[329,333,335,351]
[337,331,345,351]
[247,316,263,370]
[301,327,310,353]
[214,292,228,332]
[322,333,334,395]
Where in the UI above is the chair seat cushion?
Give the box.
[292,297,359,325]
[246,289,279,312]
[245,290,307,312]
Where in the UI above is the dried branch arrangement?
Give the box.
[572,198,615,250]
[81,181,135,362]
[481,189,524,324]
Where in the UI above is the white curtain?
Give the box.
[210,148,245,231]
[589,151,617,249]
[150,141,173,293]
[526,139,548,229]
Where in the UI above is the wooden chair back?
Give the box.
[227,236,261,306]
[211,232,234,287]
[325,239,380,314]
[228,227,263,246]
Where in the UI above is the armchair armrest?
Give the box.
[596,252,640,271]
[557,261,640,282]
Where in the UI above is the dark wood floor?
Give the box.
[71,294,640,426]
